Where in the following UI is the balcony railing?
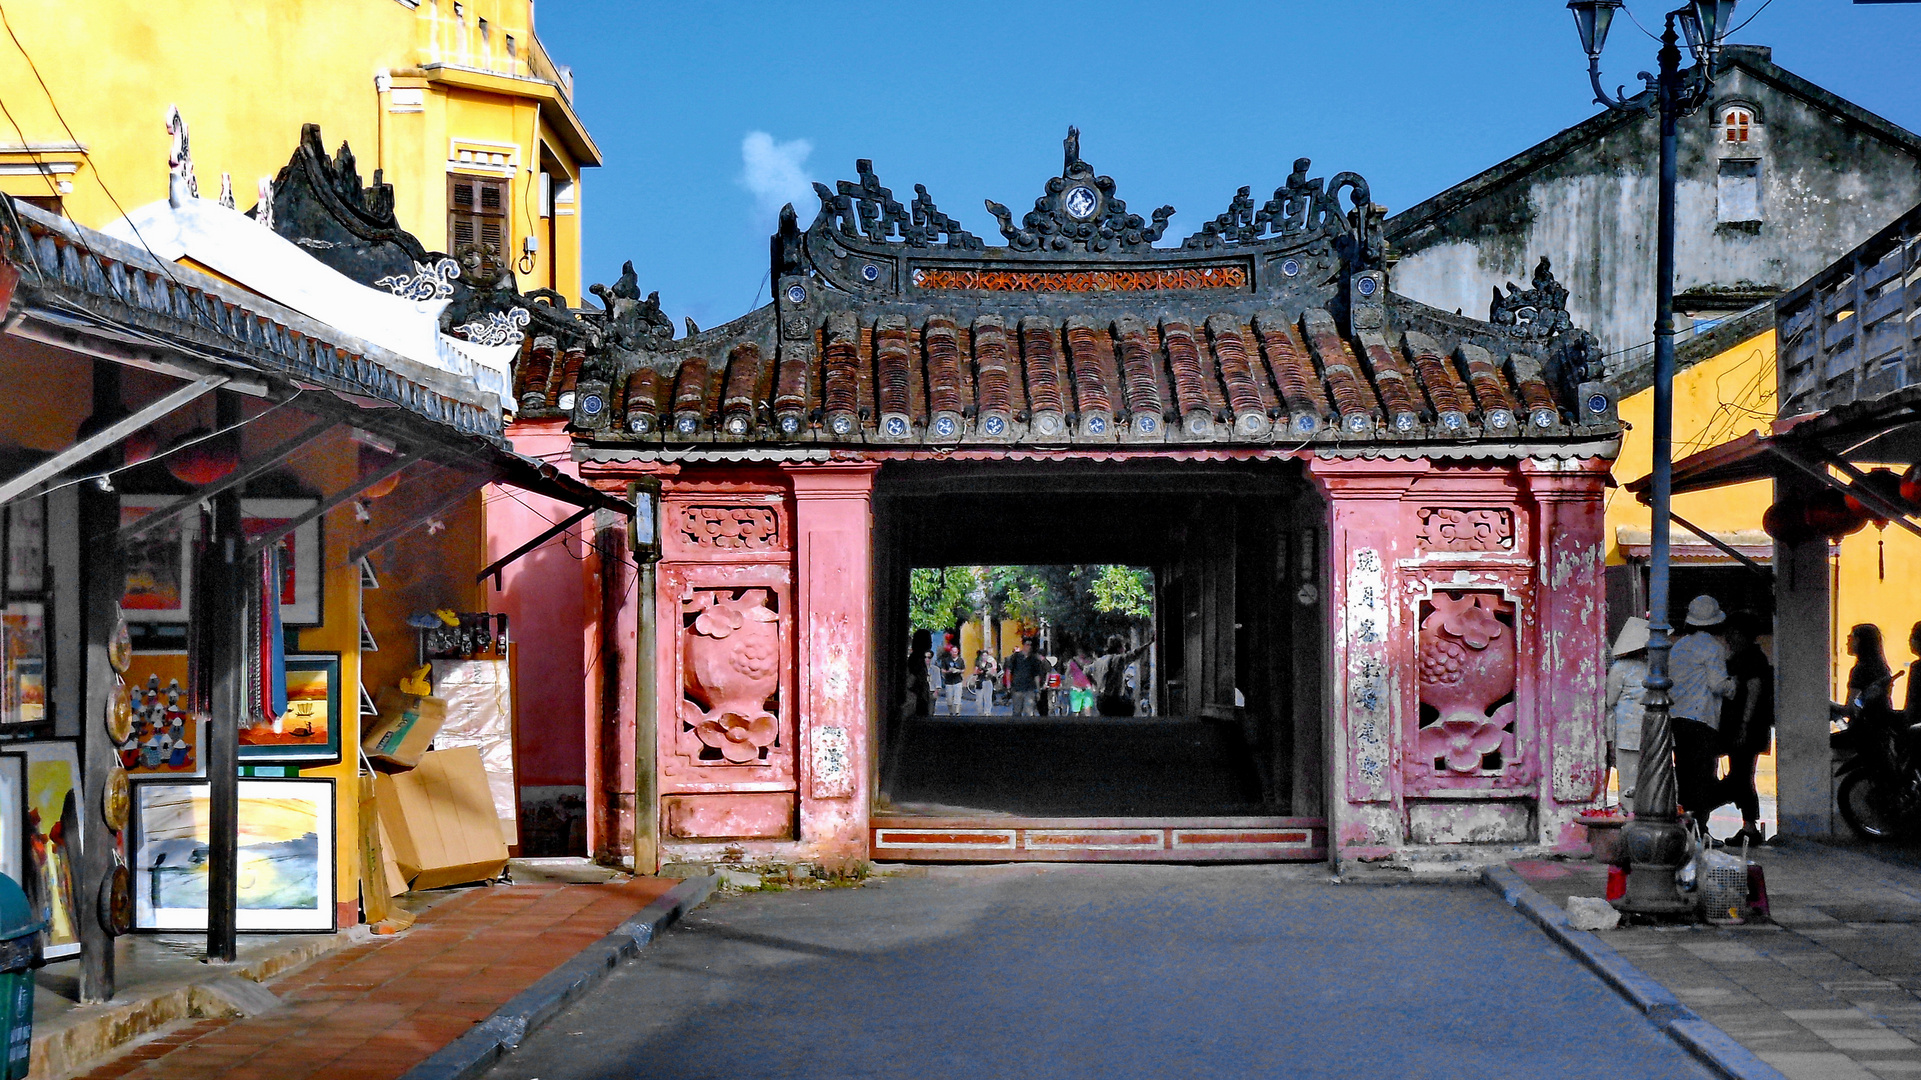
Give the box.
[1777,200,1921,419]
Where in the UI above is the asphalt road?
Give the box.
[480,864,1716,1080]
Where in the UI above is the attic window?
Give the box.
[1722,107,1752,144]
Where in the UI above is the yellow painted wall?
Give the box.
[1606,327,1921,697]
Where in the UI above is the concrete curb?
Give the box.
[1481,866,1787,1080]
[399,874,719,1080]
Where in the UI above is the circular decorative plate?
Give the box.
[1063,185,1099,220]
[109,613,132,674]
[103,766,130,832]
[100,860,133,936]
[107,679,133,744]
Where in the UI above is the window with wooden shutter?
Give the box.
[448,174,509,262]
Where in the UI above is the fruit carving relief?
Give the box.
[680,587,782,765]
[1415,591,1517,775]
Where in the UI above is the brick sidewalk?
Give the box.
[1516,841,1921,1080]
[76,874,679,1080]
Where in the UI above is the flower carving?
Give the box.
[681,588,783,766]
[693,710,780,764]
[1418,703,1516,774]
[1431,591,1506,649]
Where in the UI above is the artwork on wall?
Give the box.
[240,653,341,765]
[0,752,25,887]
[131,778,335,932]
[4,496,45,594]
[21,741,82,958]
[0,602,46,727]
[119,497,194,623]
[120,654,207,778]
[241,499,323,627]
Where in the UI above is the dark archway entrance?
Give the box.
[870,459,1329,860]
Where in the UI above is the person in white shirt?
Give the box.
[1669,595,1735,823]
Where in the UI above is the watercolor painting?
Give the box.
[131,778,334,932]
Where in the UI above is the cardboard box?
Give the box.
[363,688,447,771]
[374,746,509,890]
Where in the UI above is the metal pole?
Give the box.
[205,392,243,961]
[1617,15,1694,916]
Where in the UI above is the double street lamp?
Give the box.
[1567,0,1738,916]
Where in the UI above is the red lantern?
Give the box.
[1901,463,1921,506]
[1804,489,1868,538]
[358,445,401,500]
[1844,468,1905,524]
[162,430,239,486]
[122,429,160,466]
[1763,500,1816,543]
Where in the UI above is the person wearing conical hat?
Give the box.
[1606,617,1650,812]
[1671,595,1736,825]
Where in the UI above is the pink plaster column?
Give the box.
[781,463,878,870]
[1308,457,1428,865]
[1521,458,1612,851]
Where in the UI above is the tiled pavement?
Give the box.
[1516,841,1921,1080]
[73,874,679,1080]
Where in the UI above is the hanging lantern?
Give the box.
[163,430,239,486]
[1844,468,1905,524]
[1901,463,1921,506]
[122,429,160,466]
[358,445,402,500]
[1804,489,1868,538]
[1762,499,1816,544]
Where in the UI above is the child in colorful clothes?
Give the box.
[1067,645,1096,715]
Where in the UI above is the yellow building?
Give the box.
[0,1,596,927]
[1605,308,1921,694]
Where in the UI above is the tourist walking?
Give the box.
[971,649,999,715]
[1721,614,1773,845]
[1007,637,1050,716]
[1605,617,1649,812]
[1087,633,1155,717]
[1066,643,1096,716]
[1670,595,1735,822]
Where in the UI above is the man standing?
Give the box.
[1721,615,1773,846]
[1087,633,1155,718]
[938,645,966,715]
[1007,637,1050,717]
[1670,595,1735,824]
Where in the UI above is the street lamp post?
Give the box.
[1568,0,1736,917]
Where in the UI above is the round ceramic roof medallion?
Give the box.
[1587,393,1609,415]
[884,416,909,438]
[1393,412,1416,432]
[580,394,604,418]
[675,416,698,435]
[778,414,801,436]
[860,263,881,282]
[1063,185,1099,221]
[1035,413,1063,437]
[830,414,855,436]
[726,414,749,435]
[1137,414,1157,434]
[1280,258,1302,278]
[1085,414,1107,435]
[932,415,957,438]
[1345,413,1370,434]
[982,414,1008,437]
[1532,408,1557,430]
[1441,411,1466,432]
[1488,409,1514,431]
[1297,415,1317,433]
[629,414,654,434]
[1356,275,1378,297]
[785,283,807,305]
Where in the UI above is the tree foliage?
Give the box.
[916,564,1154,650]
[908,566,981,632]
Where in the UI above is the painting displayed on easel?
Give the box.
[120,655,206,778]
[240,653,341,765]
[130,778,335,932]
[241,499,322,627]
[22,741,82,958]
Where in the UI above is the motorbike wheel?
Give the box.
[1839,771,1908,842]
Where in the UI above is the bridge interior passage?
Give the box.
[872,460,1329,823]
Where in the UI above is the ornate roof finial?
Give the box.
[1064,125,1082,173]
[165,104,198,207]
[984,126,1172,254]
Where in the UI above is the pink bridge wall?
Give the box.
[1312,456,1611,866]
[491,420,592,843]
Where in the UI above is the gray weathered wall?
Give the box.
[1387,49,1921,374]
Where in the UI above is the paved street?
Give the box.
[480,865,1713,1080]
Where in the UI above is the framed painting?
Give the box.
[121,654,206,778]
[21,740,81,958]
[4,496,45,595]
[118,497,194,624]
[240,653,341,765]
[130,778,336,932]
[0,752,24,887]
[241,499,322,627]
[0,602,46,727]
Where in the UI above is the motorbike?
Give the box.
[1834,672,1918,841]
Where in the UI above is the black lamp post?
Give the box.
[1569,0,1736,917]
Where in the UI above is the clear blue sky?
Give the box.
[535,1,1921,329]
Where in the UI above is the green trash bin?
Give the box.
[0,874,43,1080]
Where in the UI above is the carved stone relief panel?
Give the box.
[1416,508,1514,552]
[679,586,783,767]
[679,505,782,551]
[1413,590,1519,786]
